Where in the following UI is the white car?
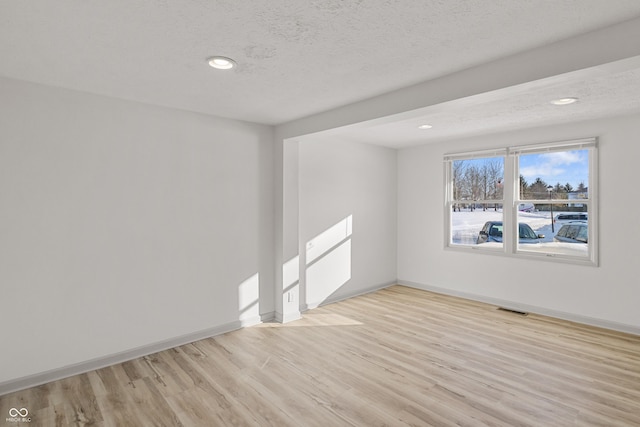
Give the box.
[518,203,535,212]
[553,213,588,224]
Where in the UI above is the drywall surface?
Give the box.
[0,78,274,384]
[299,138,397,309]
[397,113,640,330]
[276,17,640,141]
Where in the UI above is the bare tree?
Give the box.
[452,161,465,211]
[453,159,504,211]
[483,160,503,210]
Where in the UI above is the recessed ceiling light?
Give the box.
[418,124,433,129]
[550,97,578,106]
[207,56,237,70]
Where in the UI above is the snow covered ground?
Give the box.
[451,209,588,256]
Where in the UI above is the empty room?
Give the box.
[1,1,640,426]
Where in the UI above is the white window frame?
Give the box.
[444,138,598,266]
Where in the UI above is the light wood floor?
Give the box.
[2,285,640,426]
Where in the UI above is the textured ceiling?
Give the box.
[3,0,640,132]
[324,66,640,148]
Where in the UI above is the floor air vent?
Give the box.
[497,307,529,316]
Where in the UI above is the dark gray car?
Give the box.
[554,221,588,243]
[477,221,544,244]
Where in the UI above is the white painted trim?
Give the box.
[274,311,302,323]
[398,279,640,336]
[5,277,638,397]
[0,313,274,397]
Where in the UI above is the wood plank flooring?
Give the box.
[2,285,640,426]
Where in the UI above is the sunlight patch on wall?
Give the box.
[283,255,300,290]
[305,215,353,307]
[306,215,352,263]
[238,273,260,324]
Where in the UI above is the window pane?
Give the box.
[453,156,504,202]
[517,204,589,257]
[446,140,595,264]
[451,207,503,248]
[519,149,589,201]
[450,156,504,248]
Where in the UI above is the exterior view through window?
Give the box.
[450,155,504,247]
[445,138,597,265]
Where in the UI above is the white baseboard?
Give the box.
[9,278,635,398]
[0,283,393,396]
[398,279,640,336]
[0,312,274,397]
[274,310,302,323]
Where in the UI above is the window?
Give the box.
[445,138,597,265]
[448,152,505,247]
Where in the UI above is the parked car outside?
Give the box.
[553,213,588,224]
[477,221,544,244]
[518,203,535,212]
[554,221,588,243]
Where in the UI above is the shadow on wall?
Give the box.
[305,215,353,309]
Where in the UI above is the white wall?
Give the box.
[0,78,274,385]
[398,113,640,331]
[299,138,397,309]
[4,70,638,392]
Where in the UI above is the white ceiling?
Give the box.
[2,1,640,147]
[322,64,640,148]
